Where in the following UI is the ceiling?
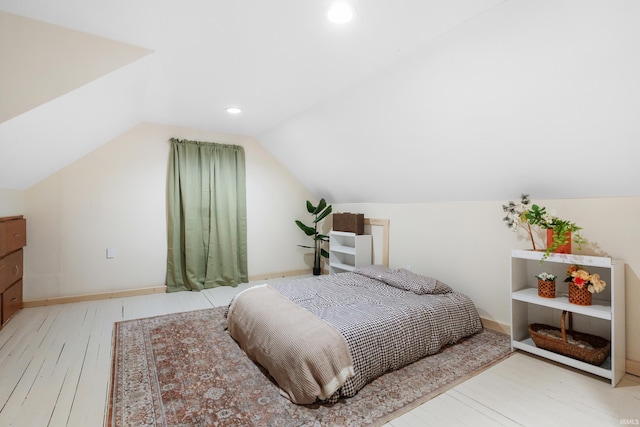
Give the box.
[0,0,504,134]
[1,0,639,203]
[0,0,504,191]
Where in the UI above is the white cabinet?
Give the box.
[510,249,625,386]
[329,230,372,274]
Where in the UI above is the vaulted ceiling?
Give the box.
[1,1,639,202]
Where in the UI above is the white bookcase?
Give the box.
[510,249,625,387]
[329,230,372,274]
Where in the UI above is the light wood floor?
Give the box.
[1,277,638,427]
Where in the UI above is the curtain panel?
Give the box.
[166,138,248,292]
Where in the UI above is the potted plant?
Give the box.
[535,272,557,298]
[524,203,584,256]
[502,194,584,260]
[295,198,332,275]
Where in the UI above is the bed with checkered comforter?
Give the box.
[229,265,483,403]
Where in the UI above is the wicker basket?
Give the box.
[568,283,592,305]
[537,279,556,298]
[528,311,610,366]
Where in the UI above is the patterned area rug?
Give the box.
[108,307,511,426]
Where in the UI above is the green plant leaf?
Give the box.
[295,220,315,236]
[313,198,327,215]
[306,200,316,214]
[314,205,332,223]
[320,248,330,258]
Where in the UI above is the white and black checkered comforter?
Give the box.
[270,267,483,401]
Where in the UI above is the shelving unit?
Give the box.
[510,249,625,386]
[329,230,372,274]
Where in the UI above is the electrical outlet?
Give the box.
[106,248,116,259]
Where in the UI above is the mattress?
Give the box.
[227,265,483,403]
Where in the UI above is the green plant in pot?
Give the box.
[502,194,584,261]
[295,198,332,275]
[524,203,584,259]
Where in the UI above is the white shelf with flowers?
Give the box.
[504,195,625,387]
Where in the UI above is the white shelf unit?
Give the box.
[510,249,625,387]
[329,230,372,274]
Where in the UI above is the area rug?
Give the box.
[108,307,511,427]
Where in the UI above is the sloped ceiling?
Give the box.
[1,1,639,202]
[0,12,152,123]
[261,0,640,202]
[0,0,504,191]
[0,11,152,189]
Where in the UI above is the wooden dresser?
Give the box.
[0,216,26,328]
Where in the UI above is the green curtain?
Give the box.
[166,138,248,292]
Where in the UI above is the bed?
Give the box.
[226,265,482,404]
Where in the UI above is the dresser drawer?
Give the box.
[2,280,23,325]
[0,218,27,257]
[0,249,23,293]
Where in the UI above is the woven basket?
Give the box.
[528,311,610,366]
[537,279,556,298]
[568,283,592,306]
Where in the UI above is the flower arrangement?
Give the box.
[535,272,557,298]
[535,272,557,281]
[564,265,606,293]
[502,193,584,260]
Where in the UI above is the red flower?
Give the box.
[573,277,586,288]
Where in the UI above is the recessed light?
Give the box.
[327,3,354,24]
[225,106,242,114]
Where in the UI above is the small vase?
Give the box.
[537,279,556,298]
[546,229,571,254]
[568,282,592,305]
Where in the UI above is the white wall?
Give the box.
[0,188,23,217]
[334,197,640,364]
[23,122,316,300]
